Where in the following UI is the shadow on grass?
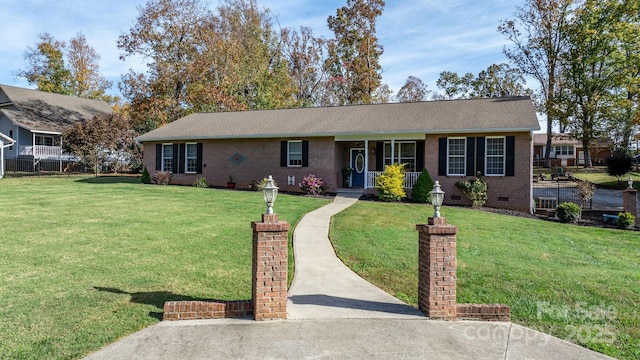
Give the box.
[94,286,211,320]
[75,176,141,185]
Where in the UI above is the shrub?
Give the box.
[556,202,581,223]
[412,168,434,203]
[455,172,488,207]
[256,177,278,190]
[152,171,171,185]
[141,166,151,184]
[606,151,632,181]
[193,177,208,188]
[617,212,635,230]
[300,174,327,196]
[376,163,406,202]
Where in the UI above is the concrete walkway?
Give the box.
[84,194,614,360]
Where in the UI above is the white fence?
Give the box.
[366,171,420,189]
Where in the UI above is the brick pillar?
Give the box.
[416,217,458,320]
[251,213,289,321]
[623,189,638,227]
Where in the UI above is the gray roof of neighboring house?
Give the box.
[136,96,540,142]
[0,84,113,133]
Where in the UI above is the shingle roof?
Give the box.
[0,84,113,133]
[136,96,540,142]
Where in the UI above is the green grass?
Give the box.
[0,176,329,359]
[330,202,640,359]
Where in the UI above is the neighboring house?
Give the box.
[0,84,113,172]
[0,131,15,178]
[136,96,540,212]
[533,133,612,167]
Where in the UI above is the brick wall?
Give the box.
[424,132,533,213]
[143,137,337,192]
[163,300,253,320]
[456,304,511,321]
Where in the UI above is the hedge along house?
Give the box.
[136,96,540,212]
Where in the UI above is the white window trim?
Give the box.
[485,136,505,177]
[162,143,173,173]
[447,137,466,176]
[185,143,198,174]
[288,140,302,167]
[383,141,417,172]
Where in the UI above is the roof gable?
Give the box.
[0,84,113,133]
[137,96,540,142]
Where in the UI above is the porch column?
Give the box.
[32,132,36,172]
[1,140,4,178]
[364,140,369,189]
[391,139,395,165]
[59,136,63,172]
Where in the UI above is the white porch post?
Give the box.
[32,132,36,172]
[391,139,395,165]
[59,136,63,172]
[1,140,4,179]
[364,140,369,189]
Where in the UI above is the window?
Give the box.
[8,130,13,150]
[485,137,505,176]
[35,135,55,146]
[162,143,173,172]
[185,143,198,173]
[288,141,303,166]
[554,146,574,156]
[383,141,416,171]
[447,138,466,175]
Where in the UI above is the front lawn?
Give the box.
[330,202,640,359]
[0,176,328,359]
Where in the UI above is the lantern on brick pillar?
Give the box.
[628,177,634,189]
[430,180,445,218]
[262,175,278,214]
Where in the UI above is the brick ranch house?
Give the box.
[533,133,612,167]
[136,96,540,212]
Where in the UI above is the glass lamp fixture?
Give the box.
[262,175,278,214]
[430,180,445,218]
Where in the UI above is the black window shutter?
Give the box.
[280,141,287,167]
[155,144,162,170]
[438,138,446,176]
[178,143,186,174]
[196,143,203,174]
[172,144,179,173]
[466,137,475,176]
[416,141,425,172]
[376,142,384,171]
[506,136,515,176]
[476,137,485,176]
[302,140,309,167]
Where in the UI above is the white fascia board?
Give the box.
[30,129,62,135]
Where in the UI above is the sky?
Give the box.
[0,0,529,100]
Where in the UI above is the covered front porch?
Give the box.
[335,134,425,190]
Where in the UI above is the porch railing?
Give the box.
[366,171,421,189]
[19,145,63,159]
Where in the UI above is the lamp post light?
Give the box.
[262,175,279,214]
[628,176,634,190]
[430,180,445,218]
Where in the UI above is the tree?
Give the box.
[435,64,530,99]
[280,26,329,107]
[63,114,140,175]
[395,76,430,102]
[18,33,72,95]
[435,71,474,99]
[326,0,385,105]
[606,151,633,182]
[561,0,630,168]
[118,0,212,131]
[499,0,575,167]
[67,33,113,101]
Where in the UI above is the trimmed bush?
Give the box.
[376,163,406,202]
[152,171,171,185]
[455,172,488,207]
[617,212,635,230]
[556,202,581,223]
[412,168,434,203]
[193,177,208,188]
[141,166,151,184]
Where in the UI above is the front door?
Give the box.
[350,148,365,187]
